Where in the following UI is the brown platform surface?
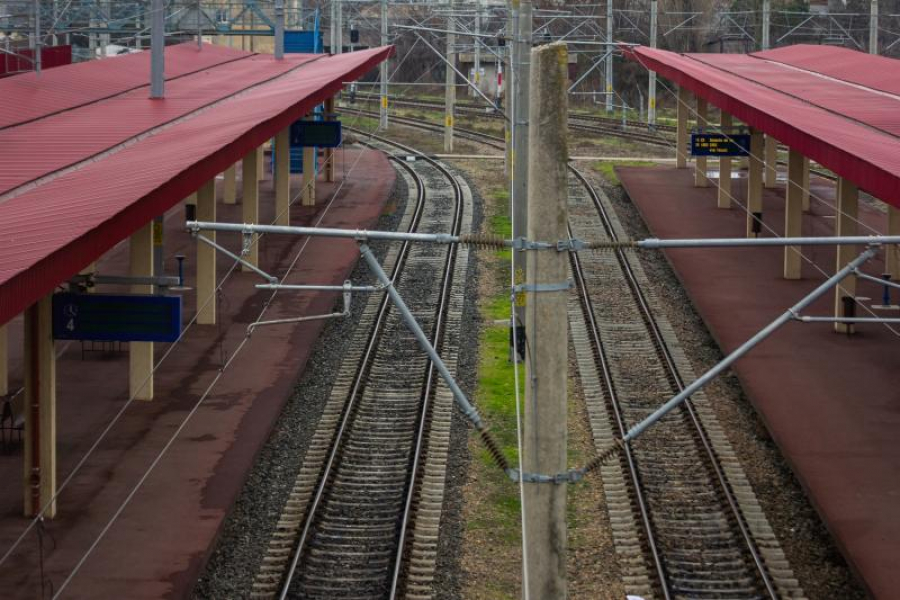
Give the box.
[618,165,899,598]
[0,148,395,598]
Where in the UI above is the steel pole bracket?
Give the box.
[508,468,585,484]
[556,238,588,252]
[512,279,573,294]
[510,237,552,251]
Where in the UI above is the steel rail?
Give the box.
[569,165,779,599]
[567,219,671,599]
[276,147,429,599]
[276,133,464,599]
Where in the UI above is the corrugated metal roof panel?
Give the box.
[0,53,320,196]
[752,44,900,97]
[0,42,251,130]
[687,53,900,138]
[627,46,900,210]
[0,46,393,326]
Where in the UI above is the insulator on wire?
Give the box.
[459,233,506,248]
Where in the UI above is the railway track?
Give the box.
[567,167,804,599]
[350,97,673,147]
[346,111,804,597]
[249,133,474,599]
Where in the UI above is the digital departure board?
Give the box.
[690,133,750,157]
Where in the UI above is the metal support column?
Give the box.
[834,177,859,333]
[648,0,658,125]
[870,0,879,54]
[150,0,164,97]
[784,148,804,279]
[33,0,41,74]
[129,222,154,401]
[275,0,285,60]
[606,0,614,113]
[24,295,55,518]
[474,0,482,96]
[762,0,771,50]
[196,180,216,325]
[513,0,532,325]
[380,0,389,129]
[444,0,457,153]
[336,0,343,54]
[802,157,810,211]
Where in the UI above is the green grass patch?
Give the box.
[592,159,656,186]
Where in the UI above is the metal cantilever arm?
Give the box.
[247,280,368,334]
[195,233,278,284]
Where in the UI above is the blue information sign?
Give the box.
[690,133,750,157]
[291,120,342,148]
[52,293,182,343]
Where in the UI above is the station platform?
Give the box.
[0,148,395,598]
[618,165,899,598]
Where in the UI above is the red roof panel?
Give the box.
[626,46,900,211]
[752,44,900,97]
[0,46,393,326]
[0,42,251,130]
[0,52,320,197]
[687,52,900,138]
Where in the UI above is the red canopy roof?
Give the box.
[625,44,900,209]
[0,44,393,326]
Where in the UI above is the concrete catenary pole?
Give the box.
[648,0,657,125]
[524,41,569,600]
[869,0,879,54]
[762,0,771,50]
[606,0,614,113]
[380,0,389,129]
[275,0,285,59]
[150,0,164,97]
[444,0,457,152]
[512,0,532,325]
